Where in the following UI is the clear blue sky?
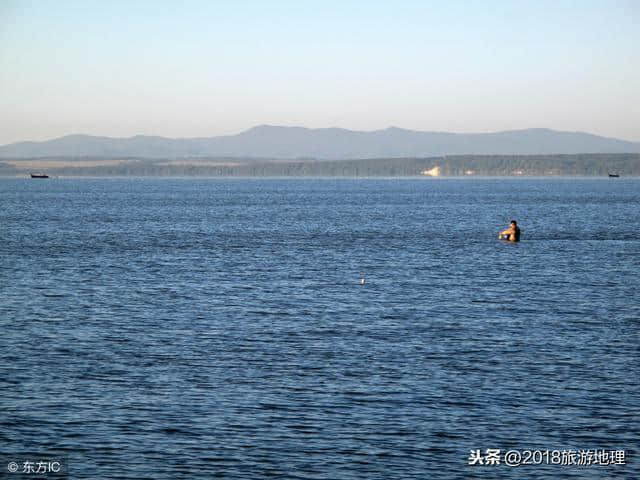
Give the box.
[1,0,638,144]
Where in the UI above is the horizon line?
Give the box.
[3,125,639,146]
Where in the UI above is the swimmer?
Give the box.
[499,220,521,242]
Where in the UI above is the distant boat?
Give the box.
[30,173,49,179]
[608,173,620,178]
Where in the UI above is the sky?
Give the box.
[1,0,638,144]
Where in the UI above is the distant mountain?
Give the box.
[1,126,639,159]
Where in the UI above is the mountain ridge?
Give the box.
[2,126,639,159]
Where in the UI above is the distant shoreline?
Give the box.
[3,176,639,181]
[1,153,638,177]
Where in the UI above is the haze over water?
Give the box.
[1,177,638,479]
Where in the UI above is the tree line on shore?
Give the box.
[1,153,639,177]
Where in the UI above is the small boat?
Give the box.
[608,173,620,178]
[30,173,49,179]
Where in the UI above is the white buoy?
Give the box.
[360,277,365,285]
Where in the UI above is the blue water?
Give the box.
[1,178,638,479]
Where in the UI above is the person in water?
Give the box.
[499,220,521,242]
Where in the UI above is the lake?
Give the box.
[1,177,638,479]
